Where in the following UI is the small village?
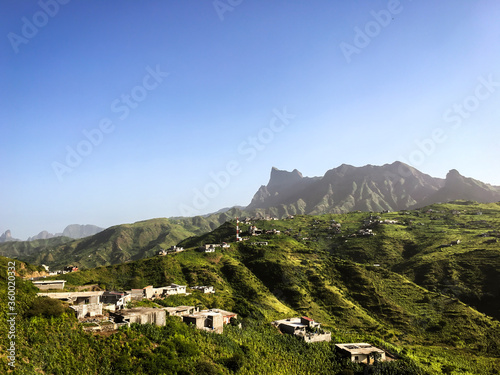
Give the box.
[14,204,499,373]
[34,278,391,365]
[27,215,425,366]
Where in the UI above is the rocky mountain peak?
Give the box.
[445,169,463,184]
[0,230,19,243]
[267,167,304,194]
[246,162,500,215]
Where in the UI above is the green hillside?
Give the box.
[31,202,500,374]
[2,201,500,374]
[0,211,244,270]
[0,236,73,259]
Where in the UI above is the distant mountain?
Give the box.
[246,162,500,215]
[5,162,500,270]
[25,224,104,241]
[0,230,20,243]
[28,230,61,241]
[2,212,245,270]
[202,205,246,217]
[61,224,104,239]
[416,169,500,207]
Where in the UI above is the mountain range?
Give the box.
[246,161,500,215]
[2,161,500,270]
[0,224,104,243]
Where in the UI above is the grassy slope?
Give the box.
[3,201,500,374]
[43,204,500,373]
[4,213,238,270]
[0,237,73,258]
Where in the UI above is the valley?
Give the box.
[2,201,499,374]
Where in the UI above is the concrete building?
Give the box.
[112,308,166,326]
[128,284,187,300]
[70,302,103,319]
[32,280,66,290]
[168,246,184,252]
[130,288,146,300]
[198,244,220,253]
[156,284,187,297]
[272,317,331,343]
[159,246,184,255]
[179,308,237,334]
[164,305,198,317]
[38,291,104,319]
[143,285,155,300]
[191,285,215,294]
[101,291,131,311]
[202,309,237,324]
[335,343,386,364]
[182,310,224,334]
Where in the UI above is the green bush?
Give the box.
[26,297,72,318]
[195,361,222,375]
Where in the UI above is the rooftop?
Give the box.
[335,343,384,355]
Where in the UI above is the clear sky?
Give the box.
[2,0,500,240]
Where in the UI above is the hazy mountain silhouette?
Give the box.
[247,162,500,214]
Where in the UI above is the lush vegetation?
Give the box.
[0,212,242,270]
[0,237,72,261]
[1,201,500,374]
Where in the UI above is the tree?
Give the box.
[26,297,71,318]
[368,351,382,364]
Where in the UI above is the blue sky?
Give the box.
[2,0,500,239]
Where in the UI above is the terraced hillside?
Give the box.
[33,201,500,374]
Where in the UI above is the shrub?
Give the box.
[223,353,244,372]
[195,361,221,375]
[26,297,71,318]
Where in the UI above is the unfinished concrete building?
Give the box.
[32,280,66,290]
[182,310,224,334]
[335,343,386,364]
[37,291,104,319]
[272,316,331,343]
[164,305,199,317]
[112,308,166,326]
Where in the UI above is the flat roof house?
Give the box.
[112,308,166,326]
[200,309,237,325]
[164,305,198,317]
[32,280,66,290]
[183,310,224,334]
[335,343,386,364]
[158,284,187,297]
[101,291,131,311]
[191,285,215,294]
[181,308,237,334]
[38,291,104,319]
[272,317,331,343]
[198,244,219,253]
